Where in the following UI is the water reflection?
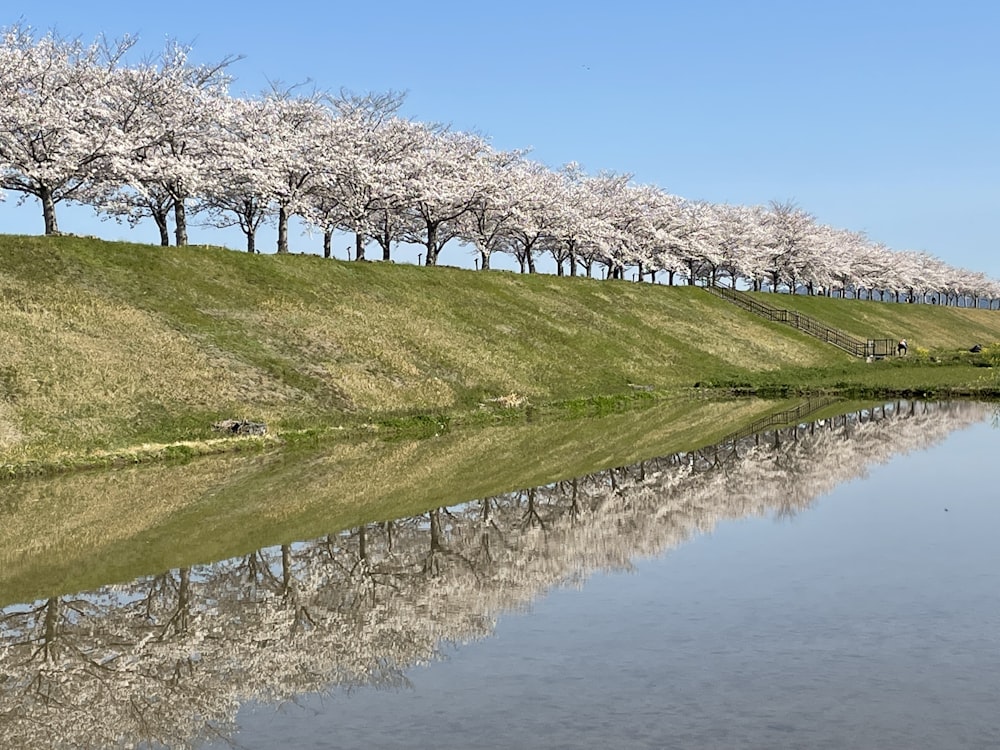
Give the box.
[0,400,992,749]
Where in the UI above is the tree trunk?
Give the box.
[382,242,391,261]
[323,229,332,258]
[173,200,188,246]
[527,251,536,274]
[480,250,490,270]
[569,254,577,277]
[425,223,438,266]
[276,205,290,254]
[355,231,365,261]
[246,230,256,254]
[153,208,170,247]
[40,185,59,235]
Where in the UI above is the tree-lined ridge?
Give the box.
[2,24,998,307]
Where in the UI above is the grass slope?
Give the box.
[2,234,999,468]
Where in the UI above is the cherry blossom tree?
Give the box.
[889,249,929,303]
[605,183,660,281]
[501,159,565,274]
[398,126,494,266]
[852,242,896,300]
[667,199,723,285]
[547,163,610,278]
[86,42,237,246]
[454,149,532,270]
[262,90,331,255]
[760,200,819,293]
[821,228,870,298]
[303,96,421,261]
[197,95,278,254]
[350,118,430,262]
[594,172,640,279]
[327,90,409,261]
[795,222,840,295]
[193,89,333,255]
[710,203,768,288]
[628,188,676,284]
[507,166,579,276]
[0,25,136,235]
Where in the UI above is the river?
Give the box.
[2,400,998,749]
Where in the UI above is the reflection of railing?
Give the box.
[703,284,896,357]
[717,397,840,445]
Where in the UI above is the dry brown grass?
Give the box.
[0,284,258,454]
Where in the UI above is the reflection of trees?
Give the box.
[0,400,989,749]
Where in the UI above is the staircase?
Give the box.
[703,285,896,358]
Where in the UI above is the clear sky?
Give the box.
[2,0,998,276]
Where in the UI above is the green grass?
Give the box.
[2,234,1000,471]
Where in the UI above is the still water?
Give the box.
[2,401,999,749]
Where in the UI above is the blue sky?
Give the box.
[3,0,998,276]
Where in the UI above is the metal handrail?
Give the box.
[703,285,895,358]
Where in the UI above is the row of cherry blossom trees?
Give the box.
[2,25,998,305]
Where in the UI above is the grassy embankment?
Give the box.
[1,234,999,474]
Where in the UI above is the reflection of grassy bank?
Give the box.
[1,396,795,606]
[4,236,1000,474]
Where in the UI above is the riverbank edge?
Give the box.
[3,383,996,481]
